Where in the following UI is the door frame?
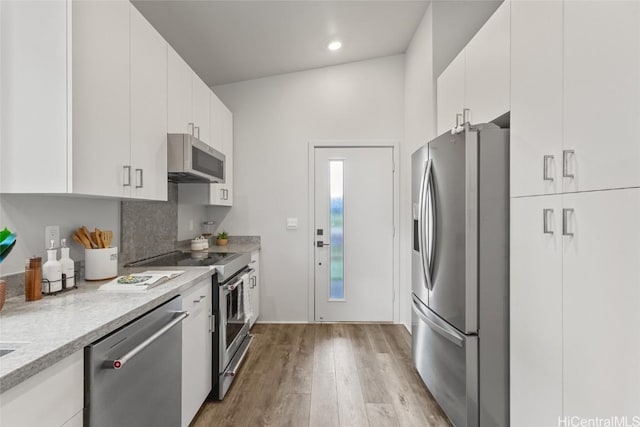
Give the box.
[307,140,400,323]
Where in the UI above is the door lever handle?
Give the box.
[316,241,330,248]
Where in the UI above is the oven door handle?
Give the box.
[107,311,189,370]
[223,269,254,291]
[224,334,254,377]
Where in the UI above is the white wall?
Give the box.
[0,195,120,276]
[213,55,404,322]
[401,5,436,330]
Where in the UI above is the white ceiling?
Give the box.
[132,0,430,87]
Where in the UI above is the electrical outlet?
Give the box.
[45,225,60,248]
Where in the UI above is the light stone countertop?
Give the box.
[0,266,213,393]
[204,242,261,254]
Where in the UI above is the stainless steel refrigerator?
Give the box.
[411,123,509,427]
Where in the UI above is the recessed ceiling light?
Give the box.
[328,41,342,51]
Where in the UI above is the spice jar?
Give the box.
[24,256,42,301]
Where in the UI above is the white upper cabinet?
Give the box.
[209,104,233,206]
[464,0,510,126]
[1,0,169,200]
[510,0,563,197]
[130,4,168,201]
[0,0,69,193]
[209,92,225,153]
[436,0,510,135]
[168,46,211,146]
[72,0,131,198]
[168,46,193,135]
[563,1,640,193]
[436,50,465,136]
[192,76,211,146]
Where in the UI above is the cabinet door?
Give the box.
[168,46,193,135]
[130,4,168,201]
[0,351,83,427]
[181,279,212,427]
[464,0,510,126]
[192,75,211,146]
[72,0,130,198]
[209,92,224,153]
[510,195,563,426]
[250,250,260,327]
[0,0,69,193]
[564,2,640,192]
[436,49,465,136]
[209,104,233,206]
[562,189,640,418]
[510,0,563,197]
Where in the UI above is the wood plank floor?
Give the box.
[193,324,451,427]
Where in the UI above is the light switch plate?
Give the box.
[286,218,298,230]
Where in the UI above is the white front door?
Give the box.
[313,147,394,322]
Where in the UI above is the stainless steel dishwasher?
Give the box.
[84,296,188,427]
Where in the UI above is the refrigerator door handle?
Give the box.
[418,159,434,291]
[412,295,464,347]
[426,159,436,285]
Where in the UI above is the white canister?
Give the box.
[85,247,118,281]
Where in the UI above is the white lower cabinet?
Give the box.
[562,189,640,417]
[181,278,213,427]
[0,351,83,427]
[247,250,261,327]
[511,188,640,423]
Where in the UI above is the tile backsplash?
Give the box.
[120,183,179,264]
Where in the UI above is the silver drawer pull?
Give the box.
[563,150,575,178]
[108,311,189,369]
[543,208,554,234]
[543,155,554,181]
[562,208,575,237]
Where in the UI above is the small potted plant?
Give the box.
[216,231,229,246]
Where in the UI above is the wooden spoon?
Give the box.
[94,228,106,249]
[102,230,113,248]
[80,226,98,249]
[73,231,91,249]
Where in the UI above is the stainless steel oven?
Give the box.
[216,269,253,399]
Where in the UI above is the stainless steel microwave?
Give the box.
[167,134,225,183]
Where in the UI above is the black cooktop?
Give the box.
[124,251,235,268]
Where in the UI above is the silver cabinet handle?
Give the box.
[543,208,554,234]
[455,113,463,128]
[563,150,575,178]
[463,108,471,125]
[135,168,143,188]
[543,155,554,181]
[193,295,206,303]
[188,122,195,136]
[562,208,574,236]
[108,311,189,369]
[220,189,225,200]
[195,126,200,140]
[209,313,215,333]
[123,166,131,187]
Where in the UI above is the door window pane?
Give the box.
[329,160,344,300]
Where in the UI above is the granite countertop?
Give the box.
[0,266,213,393]
[204,242,260,254]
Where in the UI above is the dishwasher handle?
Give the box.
[109,310,189,370]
